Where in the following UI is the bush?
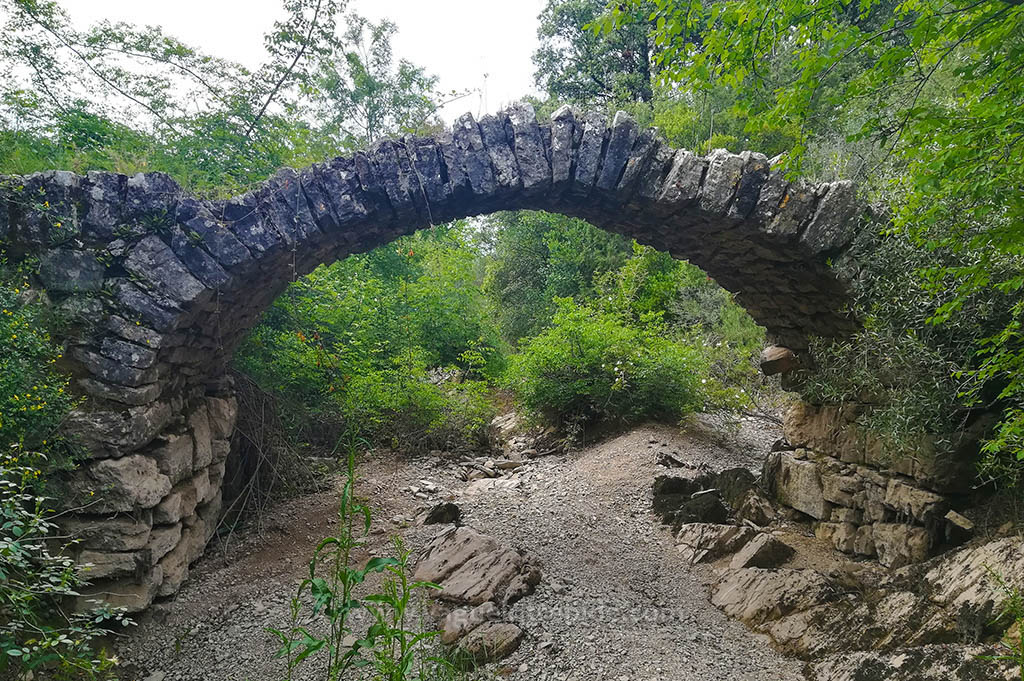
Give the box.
[504,299,708,427]
[338,350,496,453]
[0,263,77,461]
[234,225,504,454]
[0,264,129,679]
[1,448,131,680]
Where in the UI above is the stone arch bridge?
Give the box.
[1,104,870,609]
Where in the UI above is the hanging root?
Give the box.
[216,369,325,551]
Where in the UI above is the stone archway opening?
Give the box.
[0,103,869,609]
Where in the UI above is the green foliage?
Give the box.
[599,0,1024,482]
[534,0,657,104]
[268,448,450,681]
[0,260,78,471]
[0,0,444,195]
[484,212,766,419]
[482,211,630,342]
[0,261,128,680]
[1,448,133,680]
[505,299,708,426]
[235,224,501,453]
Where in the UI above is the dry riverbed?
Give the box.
[119,417,805,681]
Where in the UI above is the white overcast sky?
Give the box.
[59,0,547,122]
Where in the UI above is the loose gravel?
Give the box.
[119,417,804,681]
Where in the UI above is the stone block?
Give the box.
[156,537,189,597]
[38,249,105,292]
[75,566,162,613]
[211,439,230,464]
[123,235,208,306]
[821,472,860,507]
[152,432,195,485]
[775,454,832,520]
[146,523,182,564]
[830,507,863,525]
[699,148,745,215]
[65,455,172,513]
[873,523,931,568]
[883,478,947,523]
[853,525,876,557]
[191,469,212,506]
[153,480,198,525]
[77,550,143,580]
[189,404,213,471]
[205,396,237,439]
[61,513,152,551]
[208,460,226,492]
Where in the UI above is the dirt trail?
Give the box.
[120,418,805,681]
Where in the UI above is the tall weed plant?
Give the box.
[268,445,452,680]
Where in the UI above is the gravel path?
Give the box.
[119,417,804,681]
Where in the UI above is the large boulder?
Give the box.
[414,526,541,606]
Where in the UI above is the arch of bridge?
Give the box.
[0,104,869,608]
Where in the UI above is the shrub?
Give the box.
[1,448,131,680]
[0,263,77,461]
[339,351,496,453]
[504,299,708,427]
[0,262,130,680]
[234,225,503,455]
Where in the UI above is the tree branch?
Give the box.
[244,0,325,140]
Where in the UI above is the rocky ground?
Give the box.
[116,412,1021,681]
[118,415,805,681]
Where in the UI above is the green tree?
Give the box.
[534,0,658,104]
[482,211,631,342]
[600,0,1024,481]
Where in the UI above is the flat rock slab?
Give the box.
[413,524,541,665]
[413,526,498,584]
[440,547,525,605]
[809,644,1018,680]
[712,568,838,627]
[675,523,755,564]
[454,622,524,667]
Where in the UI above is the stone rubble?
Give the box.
[412,525,541,665]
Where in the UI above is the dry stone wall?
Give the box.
[0,104,873,608]
[767,402,984,569]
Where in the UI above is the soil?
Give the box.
[118,416,807,681]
